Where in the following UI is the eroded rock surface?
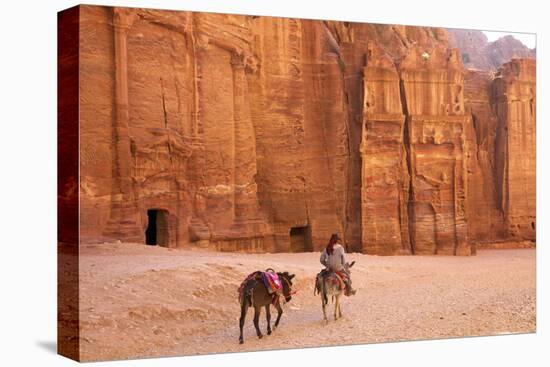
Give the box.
[449,29,535,70]
[493,59,536,241]
[70,5,536,255]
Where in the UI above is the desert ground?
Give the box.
[75,243,535,361]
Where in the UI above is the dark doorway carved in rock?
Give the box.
[289,226,312,252]
[145,209,169,246]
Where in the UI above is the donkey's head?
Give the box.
[278,271,296,303]
[344,260,356,273]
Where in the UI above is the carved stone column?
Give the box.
[103,8,142,241]
[187,17,273,251]
[209,50,272,252]
[230,52,262,222]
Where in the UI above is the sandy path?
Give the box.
[75,243,535,361]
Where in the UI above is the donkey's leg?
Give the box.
[253,306,263,339]
[265,305,272,335]
[321,279,328,323]
[322,292,328,323]
[239,302,248,344]
[273,300,283,329]
[334,294,339,321]
[338,293,343,319]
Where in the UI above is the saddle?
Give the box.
[238,269,283,305]
[261,270,282,294]
[317,269,348,289]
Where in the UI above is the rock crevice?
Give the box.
[74,6,536,255]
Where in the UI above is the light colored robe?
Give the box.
[320,243,346,272]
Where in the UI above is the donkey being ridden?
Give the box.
[315,261,355,322]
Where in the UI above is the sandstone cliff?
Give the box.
[448,29,535,70]
[66,5,535,255]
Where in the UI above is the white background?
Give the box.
[0,0,547,366]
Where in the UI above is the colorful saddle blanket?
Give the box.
[238,270,282,298]
[335,271,348,282]
[261,271,282,294]
[317,269,348,289]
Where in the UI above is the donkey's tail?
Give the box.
[239,291,253,308]
[314,276,318,296]
[239,277,259,308]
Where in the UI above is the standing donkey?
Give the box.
[315,261,355,323]
[238,270,295,344]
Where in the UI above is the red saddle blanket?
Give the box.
[317,270,348,289]
[238,270,282,297]
[335,271,348,281]
[261,271,282,294]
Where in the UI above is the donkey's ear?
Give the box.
[289,274,295,279]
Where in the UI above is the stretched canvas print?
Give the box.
[58,4,536,362]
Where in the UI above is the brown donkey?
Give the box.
[238,271,295,344]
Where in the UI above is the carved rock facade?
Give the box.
[360,42,409,255]
[493,59,536,241]
[73,6,536,254]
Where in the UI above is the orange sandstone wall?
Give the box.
[493,59,536,241]
[463,70,508,244]
[360,42,410,255]
[74,5,535,254]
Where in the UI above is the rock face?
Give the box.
[485,36,536,70]
[449,29,535,70]
[493,59,536,241]
[461,59,536,246]
[400,46,470,255]
[448,29,493,70]
[360,42,410,255]
[63,5,536,255]
[464,69,508,244]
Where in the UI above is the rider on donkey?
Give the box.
[319,233,356,296]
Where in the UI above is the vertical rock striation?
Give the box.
[72,5,536,254]
[464,69,507,244]
[493,59,536,241]
[399,46,471,255]
[361,42,410,255]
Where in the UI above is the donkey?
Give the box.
[314,261,355,323]
[238,271,295,344]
